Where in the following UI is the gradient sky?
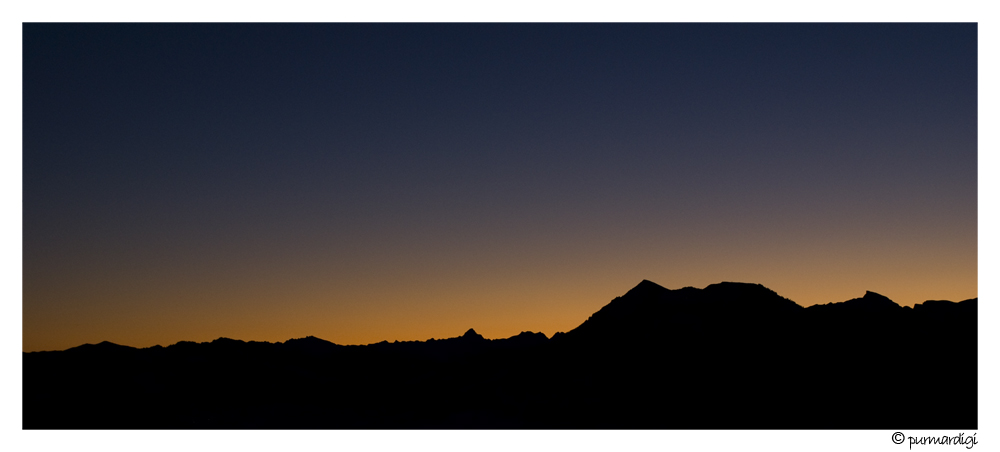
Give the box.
[22,23,977,352]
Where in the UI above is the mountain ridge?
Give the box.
[27,280,974,353]
[23,279,977,429]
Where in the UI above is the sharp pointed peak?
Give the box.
[462,328,484,339]
[636,279,665,289]
[622,279,669,297]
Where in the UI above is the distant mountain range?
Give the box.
[23,280,976,429]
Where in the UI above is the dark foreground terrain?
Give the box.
[23,280,976,429]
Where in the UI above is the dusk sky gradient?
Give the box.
[22,23,977,352]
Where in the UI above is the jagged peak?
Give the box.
[462,328,484,340]
[514,330,548,339]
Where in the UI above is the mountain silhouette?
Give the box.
[23,280,976,429]
[560,280,803,346]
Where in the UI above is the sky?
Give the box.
[21,23,978,352]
